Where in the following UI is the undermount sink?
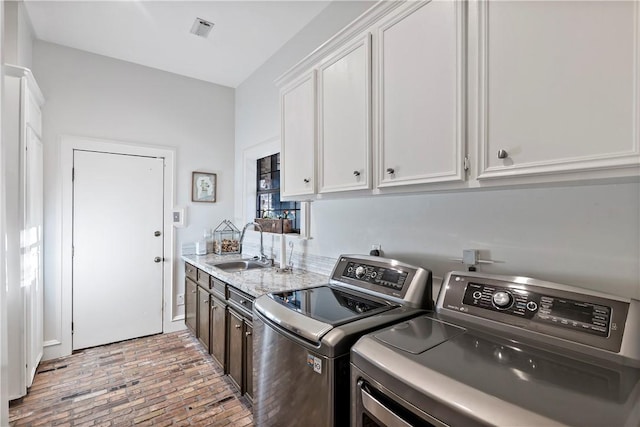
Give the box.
[207,259,271,272]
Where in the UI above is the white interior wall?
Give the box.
[32,41,235,360]
[235,2,640,300]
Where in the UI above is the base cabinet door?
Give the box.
[185,278,197,335]
[210,295,226,370]
[244,321,253,400]
[228,309,244,392]
[197,286,210,351]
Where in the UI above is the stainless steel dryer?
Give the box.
[351,271,640,427]
[253,254,434,427]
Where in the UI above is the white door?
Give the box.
[72,150,164,350]
[24,127,43,386]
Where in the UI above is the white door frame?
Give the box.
[58,135,176,357]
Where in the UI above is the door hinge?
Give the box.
[72,246,74,258]
[72,167,75,181]
[463,156,470,172]
[71,322,74,334]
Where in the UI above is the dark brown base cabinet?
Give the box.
[184,262,254,399]
[227,308,253,400]
[210,295,226,370]
[197,286,210,351]
[185,278,197,335]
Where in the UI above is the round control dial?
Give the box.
[355,266,367,279]
[492,291,514,309]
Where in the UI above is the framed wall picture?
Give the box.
[192,172,216,202]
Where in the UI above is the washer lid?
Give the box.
[255,286,395,343]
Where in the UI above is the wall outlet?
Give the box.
[177,293,185,306]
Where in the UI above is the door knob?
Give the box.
[154,231,161,237]
[154,257,162,263]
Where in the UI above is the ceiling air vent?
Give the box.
[190,18,214,38]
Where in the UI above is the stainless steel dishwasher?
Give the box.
[253,254,434,427]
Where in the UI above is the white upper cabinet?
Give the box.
[280,71,316,199]
[475,0,640,179]
[376,0,466,188]
[318,34,372,193]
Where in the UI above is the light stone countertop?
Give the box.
[182,253,330,298]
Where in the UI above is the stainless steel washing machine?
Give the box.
[253,254,434,427]
[351,271,640,426]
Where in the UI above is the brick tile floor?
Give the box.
[9,331,253,426]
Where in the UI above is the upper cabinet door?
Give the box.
[281,71,316,199]
[318,34,372,194]
[376,0,466,188]
[476,0,640,179]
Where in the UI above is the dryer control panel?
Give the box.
[461,281,611,337]
[437,272,632,355]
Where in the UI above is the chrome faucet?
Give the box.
[240,222,272,265]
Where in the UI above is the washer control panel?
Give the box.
[462,282,611,337]
[439,272,631,354]
[342,261,409,292]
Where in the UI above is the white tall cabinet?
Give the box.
[4,65,45,399]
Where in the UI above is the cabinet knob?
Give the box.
[497,149,509,159]
[386,168,395,175]
[240,300,247,305]
[154,257,162,263]
[191,290,196,294]
[353,171,360,177]
[245,331,252,337]
[154,231,161,237]
[303,178,310,184]
[212,306,218,310]
[203,299,208,303]
[235,324,242,329]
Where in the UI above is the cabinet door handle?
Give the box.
[203,300,209,303]
[245,331,252,337]
[191,290,196,294]
[154,257,162,263]
[303,178,310,183]
[235,324,242,329]
[154,231,161,237]
[212,306,218,310]
[353,170,360,177]
[240,300,247,305]
[386,168,395,175]
[497,149,509,159]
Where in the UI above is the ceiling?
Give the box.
[23,1,331,88]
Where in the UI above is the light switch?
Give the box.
[172,206,186,228]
